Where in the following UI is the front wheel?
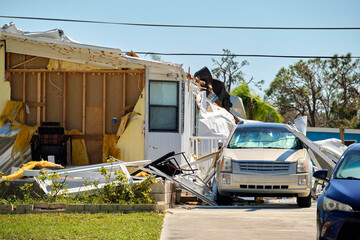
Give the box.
[297,193,312,208]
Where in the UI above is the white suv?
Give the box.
[216,122,313,207]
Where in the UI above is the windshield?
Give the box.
[228,126,301,149]
[334,150,360,180]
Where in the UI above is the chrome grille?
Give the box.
[239,161,290,172]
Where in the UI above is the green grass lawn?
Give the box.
[0,212,164,240]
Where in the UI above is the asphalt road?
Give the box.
[161,198,317,240]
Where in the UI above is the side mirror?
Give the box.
[313,169,329,182]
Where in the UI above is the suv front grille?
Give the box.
[239,161,290,172]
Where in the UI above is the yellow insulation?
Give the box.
[103,134,121,162]
[0,100,24,128]
[116,89,145,163]
[11,125,38,163]
[65,129,89,165]
[47,59,112,71]
[2,160,64,180]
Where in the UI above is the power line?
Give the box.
[1,15,360,30]
[134,52,360,59]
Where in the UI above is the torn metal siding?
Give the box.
[0,136,32,174]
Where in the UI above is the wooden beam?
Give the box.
[6,52,10,70]
[125,104,135,112]
[142,73,145,89]
[6,52,10,82]
[70,134,103,140]
[10,56,39,69]
[22,72,26,122]
[63,73,67,129]
[8,69,145,74]
[42,72,46,121]
[37,73,41,126]
[122,73,126,116]
[82,73,86,134]
[103,73,106,135]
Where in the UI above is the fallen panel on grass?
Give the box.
[26,160,151,195]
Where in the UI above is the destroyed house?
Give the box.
[0,23,193,171]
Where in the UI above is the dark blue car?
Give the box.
[313,143,360,240]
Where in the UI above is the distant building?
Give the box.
[307,127,360,146]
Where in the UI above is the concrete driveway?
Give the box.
[161,199,317,240]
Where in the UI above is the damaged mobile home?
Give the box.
[0,23,196,174]
[0,23,349,206]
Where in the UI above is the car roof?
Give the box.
[348,143,360,151]
[236,122,286,129]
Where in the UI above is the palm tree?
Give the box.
[231,83,282,123]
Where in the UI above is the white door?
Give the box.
[145,79,183,162]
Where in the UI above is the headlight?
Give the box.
[296,158,308,173]
[323,196,353,212]
[221,157,232,172]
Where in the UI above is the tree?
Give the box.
[211,49,264,91]
[328,54,360,128]
[266,54,360,129]
[232,83,282,123]
[265,59,326,127]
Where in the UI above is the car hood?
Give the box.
[326,179,360,209]
[223,148,306,163]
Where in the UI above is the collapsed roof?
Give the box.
[0,22,185,76]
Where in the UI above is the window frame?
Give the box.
[149,80,179,132]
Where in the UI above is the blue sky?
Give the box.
[1,0,359,94]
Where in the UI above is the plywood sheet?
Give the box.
[85,106,103,164]
[105,74,123,134]
[86,73,102,108]
[66,73,82,131]
[25,72,37,126]
[86,139,103,164]
[45,73,63,124]
[10,72,23,101]
[86,106,103,134]
[126,73,143,106]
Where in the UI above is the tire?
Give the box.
[297,193,312,208]
[216,191,233,206]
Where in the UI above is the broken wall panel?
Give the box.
[7,52,145,164]
[126,73,143,107]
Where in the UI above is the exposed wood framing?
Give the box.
[142,73,145,89]
[122,73,126,116]
[103,73,106,135]
[22,72,26,122]
[82,73,86,134]
[63,73,67,128]
[37,73,41,125]
[11,56,39,69]
[42,72,46,121]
